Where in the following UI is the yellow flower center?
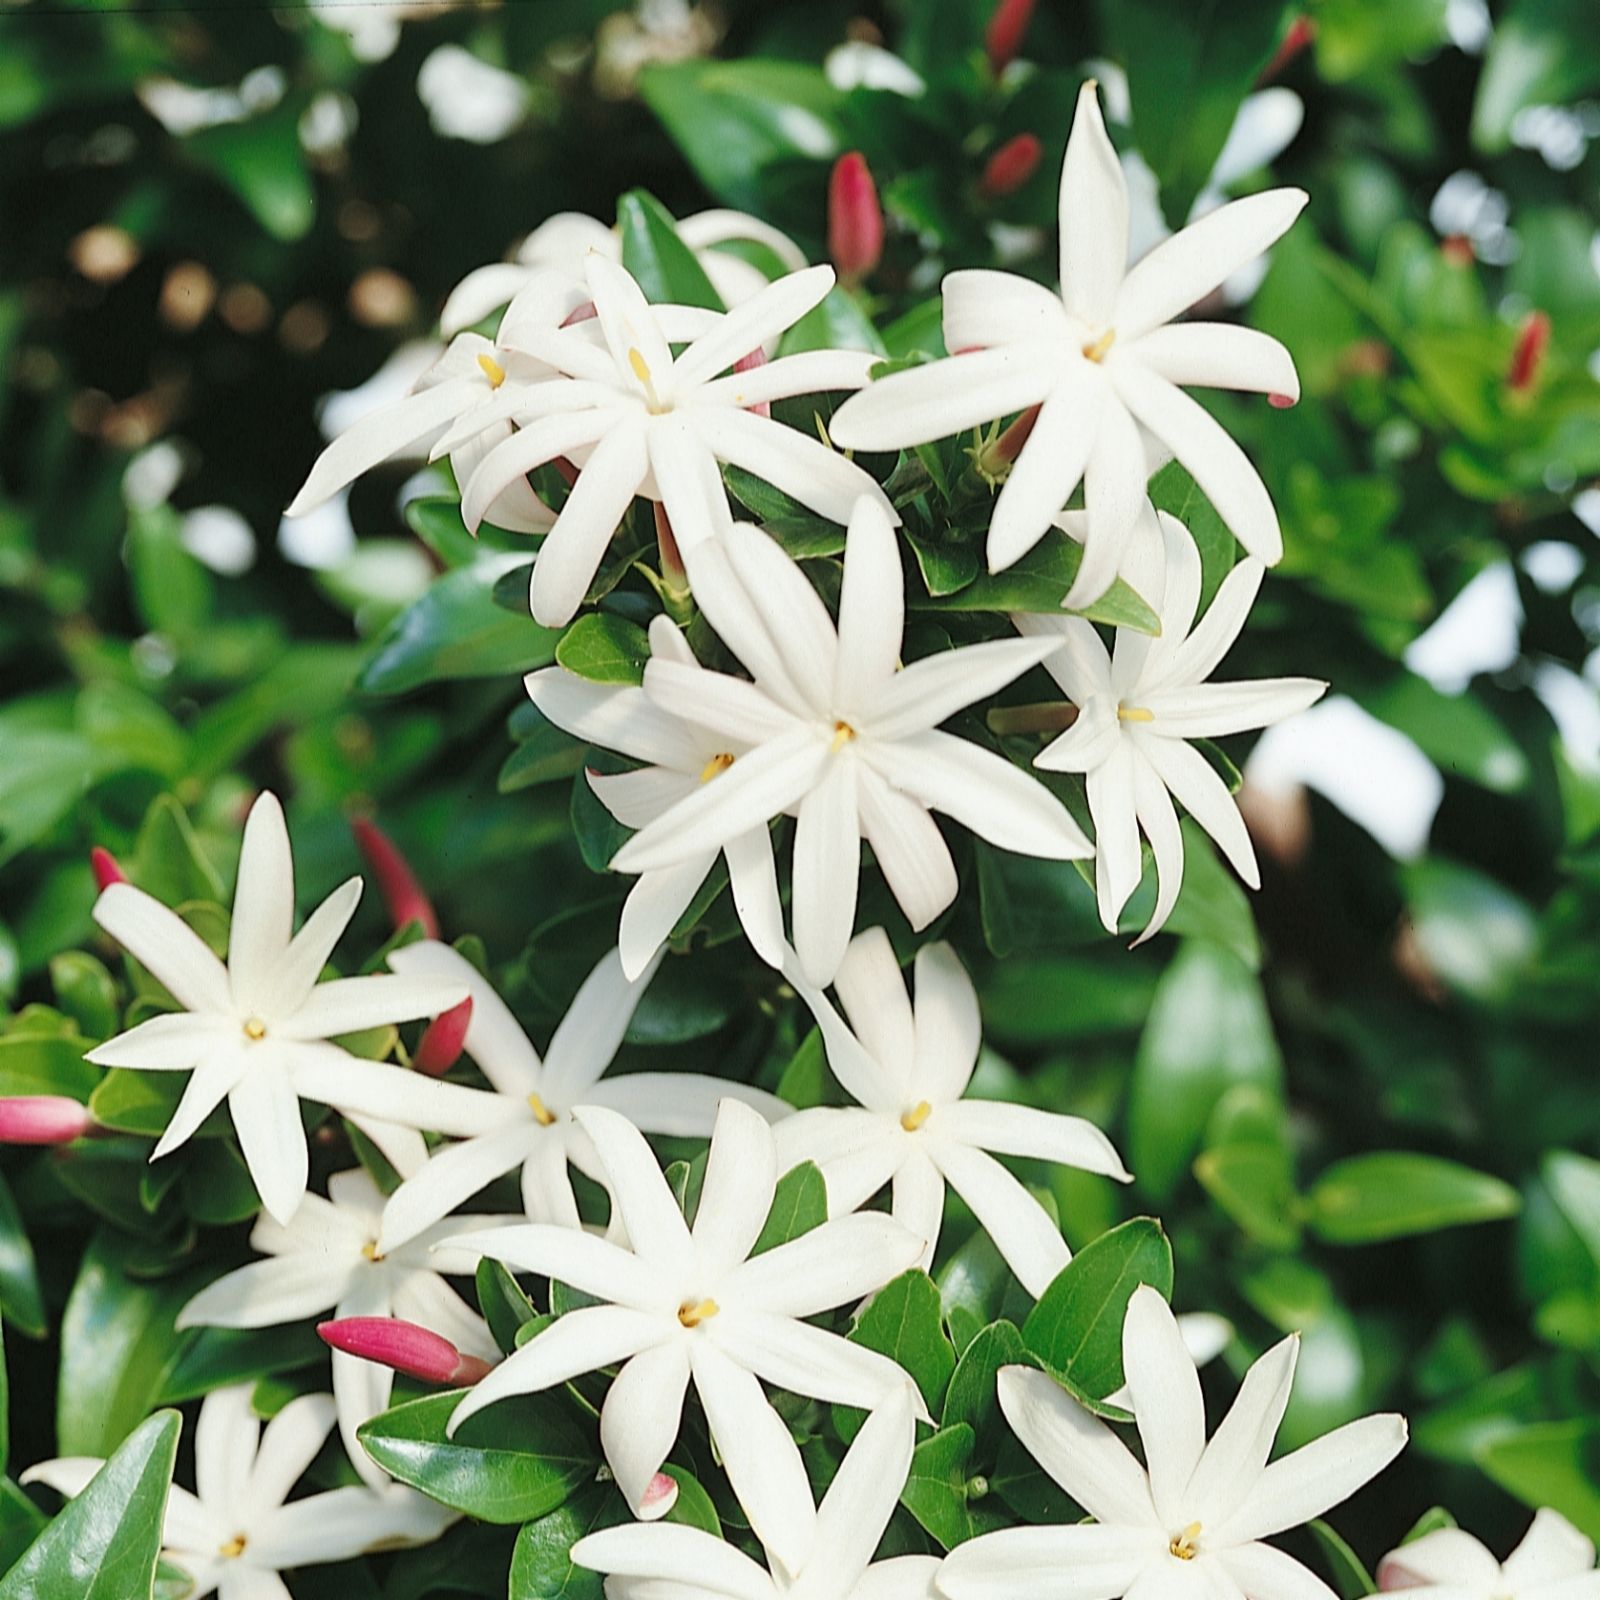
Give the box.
[361,1240,383,1262]
[678,1298,719,1328]
[628,346,665,412]
[699,752,735,784]
[830,720,857,753]
[243,1017,267,1040]
[219,1534,248,1559]
[1082,329,1116,363]
[901,1100,933,1133]
[1117,705,1154,723]
[476,353,507,388]
[527,1092,558,1127]
[1169,1523,1202,1561]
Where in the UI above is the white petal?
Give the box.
[1120,1286,1205,1527]
[947,1101,1129,1180]
[450,1215,674,1305]
[85,1012,229,1071]
[1375,1529,1502,1591]
[829,345,1057,453]
[864,637,1060,743]
[440,262,538,337]
[995,1365,1158,1526]
[218,1567,295,1600]
[1115,507,1193,693]
[711,1309,918,1414]
[807,1386,918,1595]
[939,1524,1162,1600]
[1013,611,1113,706]
[724,826,787,971]
[675,265,835,388]
[618,858,715,979]
[679,208,807,271]
[376,1125,538,1258]
[227,793,296,1017]
[698,348,878,410]
[276,974,468,1041]
[722,1212,922,1319]
[1088,740,1142,933]
[587,254,674,393]
[1059,81,1129,330]
[642,659,798,746]
[834,496,904,711]
[1504,1510,1597,1588]
[390,1268,498,1356]
[541,947,658,1104]
[229,1065,309,1226]
[1134,733,1259,888]
[1188,1333,1297,1530]
[1213,1544,1339,1600]
[722,522,841,697]
[689,1340,816,1577]
[1153,554,1256,690]
[249,1390,337,1509]
[571,1104,694,1271]
[1130,752,1185,945]
[648,413,735,550]
[293,1050,511,1137]
[910,943,981,1103]
[942,270,1071,352]
[92,884,232,1016]
[891,1149,944,1275]
[1142,679,1326,740]
[771,1108,898,1203]
[526,670,704,771]
[591,767,698,832]
[601,1342,692,1515]
[573,1523,776,1600]
[932,1141,1071,1300]
[461,409,625,534]
[988,374,1101,573]
[783,952,906,1110]
[792,756,861,987]
[1124,324,1299,400]
[176,1255,354,1331]
[270,879,362,1020]
[251,1482,444,1567]
[1033,697,1121,775]
[151,1049,249,1159]
[196,1383,260,1524]
[1070,395,1147,609]
[521,1135,584,1229]
[584,1073,789,1136]
[833,920,913,1085]
[683,1100,774,1279]
[857,771,958,933]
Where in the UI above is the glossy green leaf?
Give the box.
[941,1319,1030,1459]
[1309,1519,1377,1598]
[751,1160,828,1256]
[1477,1421,1600,1539]
[836,1270,957,1441]
[1307,1154,1521,1244]
[477,1258,539,1356]
[616,190,722,310]
[555,613,651,686]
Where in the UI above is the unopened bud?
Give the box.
[90,846,127,891]
[828,153,884,286]
[1258,15,1315,83]
[639,1472,680,1520]
[318,1317,494,1385]
[413,996,473,1077]
[1507,310,1551,394]
[1268,392,1296,409]
[0,1095,94,1146]
[731,346,771,418]
[351,817,440,939]
[981,133,1043,198]
[985,0,1035,76]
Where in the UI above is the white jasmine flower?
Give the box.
[175,1166,513,1487]
[85,791,491,1224]
[1378,1509,1600,1599]
[1016,510,1324,940]
[444,1099,927,1572]
[373,941,788,1251]
[526,615,788,979]
[440,208,809,336]
[777,927,1130,1296]
[829,80,1305,607]
[455,255,895,625]
[608,498,1091,986]
[573,1384,937,1600]
[22,1386,455,1599]
[939,1287,1407,1600]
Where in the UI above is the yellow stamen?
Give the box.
[243,1017,267,1040]
[361,1241,383,1262]
[699,752,735,784]
[901,1100,933,1132]
[476,353,507,388]
[627,346,652,385]
[678,1298,719,1328]
[1082,329,1116,363]
[1118,705,1154,723]
[219,1535,248,1559]
[527,1092,557,1127]
[1169,1523,1202,1561]
[830,720,857,753]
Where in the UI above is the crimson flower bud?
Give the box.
[639,1472,680,1519]
[828,153,884,286]
[1268,392,1297,409]
[1259,15,1315,83]
[1507,310,1551,394]
[981,133,1043,198]
[0,1095,94,1146]
[318,1317,494,1386]
[413,996,473,1077]
[985,0,1035,76]
[90,846,127,891]
[351,816,440,939]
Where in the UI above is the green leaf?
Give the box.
[1400,858,1537,1004]
[837,1270,957,1440]
[616,190,723,310]
[1307,1154,1521,1244]
[1022,1218,1173,1411]
[1477,1421,1600,1540]
[360,559,560,696]
[661,1465,721,1535]
[185,105,315,241]
[901,1423,1006,1549]
[0,1168,45,1337]
[751,1161,828,1255]
[942,1320,1030,1459]
[509,1479,624,1600]
[1361,674,1528,794]
[1473,0,1600,152]
[0,1408,180,1600]
[0,1478,48,1574]
[131,794,225,906]
[477,1259,539,1356]
[48,952,119,1041]
[555,614,652,686]
[1309,1519,1377,1599]
[358,1389,596,1523]
[89,1070,205,1140]
[724,467,848,555]
[0,1032,99,1102]
[156,1325,326,1404]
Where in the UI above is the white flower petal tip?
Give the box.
[637,1472,680,1520]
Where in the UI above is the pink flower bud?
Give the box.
[351,816,440,939]
[0,1095,94,1146]
[981,134,1043,198]
[318,1317,494,1385]
[90,846,127,891]
[413,996,473,1077]
[1258,15,1315,83]
[996,404,1040,464]
[1268,392,1296,409]
[985,0,1035,75]
[1507,310,1551,393]
[828,153,884,286]
[732,346,771,418]
[639,1472,679,1519]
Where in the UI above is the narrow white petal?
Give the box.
[584,1073,789,1136]
[942,270,1071,352]
[93,883,232,1015]
[1154,555,1258,690]
[270,878,362,1019]
[1375,1529,1503,1591]
[1059,81,1129,330]
[948,1101,1129,1180]
[939,1524,1163,1600]
[694,1099,779,1277]
[1504,1510,1597,1588]
[602,1342,692,1515]
[910,943,981,1103]
[1130,753,1185,945]
[834,496,904,711]
[698,348,877,409]
[988,375,1101,573]
[642,659,799,746]
[249,1391,338,1509]
[525,671,705,771]
[1113,507,1192,693]
[1214,1544,1340,1600]
[711,1309,919,1414]
[461,409,624,534]
[618,859,715,979]
[648,414,735,551]
[1034,697,1121,775]
[1072,395,1147,608]
[1124,324,1299,400]
[587,766,709,831]
[1188,1333,1298,1530]
[723,522,842,696]
[573,1522,776,1600]
[542,947,658,1103]
[177,1256,354,1331]
[294,1050,511,1137]
[228,792,296,1017]
[722,1212,922,1318]
[571,1104,695,1271]
[679,208,808,271]
[932,1142,1071,1300]
[891,1149,944,1275]
[276,974,468,1041]
[792,756,860,987]
[1088,741,1142,933]
[1135,734,1259,888]
[332,1272,395,1488]
[858,771,958,933]
[85,1013,228,1071]
[1013,611,1113,705]
[675,265,836,389]
[440,262,538,337]
[252,1482,446,1567]
[196,1383,260,1523]
[521,1135,585,1229]
[376,1125,538,1258]
[783,952,907,1110]
[587,254,674,393]
[1121,1286,1206,1527]
[864,637,1060,743]
[1143,679,1326,740]
[724,826,786,970]
[229,1066,309,1226]
[151,1050,249,1159]
[390,1269,498,1357]
[807,1387,918,1595]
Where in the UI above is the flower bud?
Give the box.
[413,996,473,1077]
[985,0,1035,76]
[828,153,884,286]
[1268,392,1297,409]
[90,846,127,891]
[1259,15,1315,83]
[1507,310,1551,394]
[318,1317,494,1385]
[981,134,1043,198]
[351,816,440,939]
[639,1472,680,1520]
[0,1095,94,1146]
[732,346,771,419]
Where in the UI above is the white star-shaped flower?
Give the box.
[1378,1510,1600,1600]
[455,254,897,625]
[175,1166,514,1486]
[938,1287,1407,1600]
[373,940,788,1250]
[22,1386,454,1600]
[1016,509,1325,940]
[573,1384,936,1600]
[525,614,787,980]
[85,791,490,1224]
[828,80,1305,607]
[777,927,1130,1296]
[444,1098,927,1572]
[440,207,809,335]
[607,497,1092,986]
